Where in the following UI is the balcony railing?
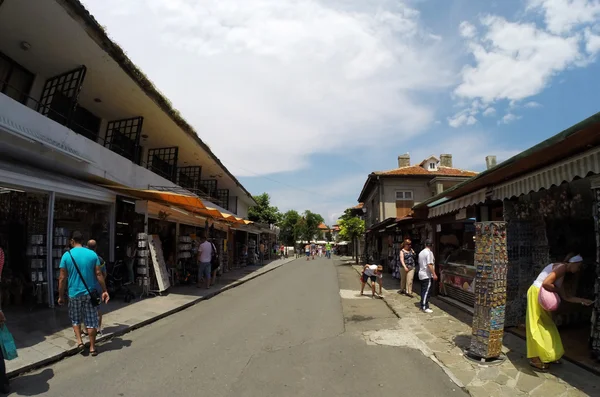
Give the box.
[1,79,145,164]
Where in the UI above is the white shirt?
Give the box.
[198,241,213,263]
[364,264,378,277]
[418,248,435,280]
[533,263,563,288]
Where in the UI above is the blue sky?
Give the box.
[82,0,600,224]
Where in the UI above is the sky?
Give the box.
[82,0,600,224]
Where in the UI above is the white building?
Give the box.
[0,0,256,306]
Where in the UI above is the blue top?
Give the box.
[59,247,100,298]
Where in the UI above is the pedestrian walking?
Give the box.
[58,231,109,357]
[526,253,593,371]
[417,240,436,313]
[325,242,331,259]
[84,240,107,336]
[280,244,285,259]
[305,244,310,261]
[399,239,416,297]
[197,232,213,289]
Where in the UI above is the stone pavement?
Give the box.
[351,264,600,397]
[6,257,296,377]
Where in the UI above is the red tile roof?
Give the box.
[317,222,329,230]
[353,203,364,209]
[375,166,477,177]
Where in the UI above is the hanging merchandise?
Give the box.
[469,221,508,360]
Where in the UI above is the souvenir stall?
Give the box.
[1,190,49,308]
[503,179,598,369]
[435,209,477,307]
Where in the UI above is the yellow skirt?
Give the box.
[526,285,564,363]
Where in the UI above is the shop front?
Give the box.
[0,160,115,310]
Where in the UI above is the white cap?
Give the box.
[568,254,583,263]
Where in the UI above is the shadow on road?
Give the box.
[9,368,53,396]
[96,337,132,354]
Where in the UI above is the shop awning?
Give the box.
[105,185,207,211]
[0,160,115,203]
[428,188,486,218]
[493,146,600,200]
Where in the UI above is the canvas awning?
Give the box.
[105,185,207,211]
[428,188,486,218]
[493,146,600,200]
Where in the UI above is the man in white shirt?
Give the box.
[197,233,213,289]
[418,240,437,313]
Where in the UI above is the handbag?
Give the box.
[0,325,18,360]
[538,286,561,312]
[68,250,102,307]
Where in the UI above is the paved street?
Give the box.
[8,257,465,397]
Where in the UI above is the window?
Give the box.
[395,190,413,200]
[429,162,436,170]
[0,52,34,104]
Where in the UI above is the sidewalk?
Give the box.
[6,257,296,377]
[351,264,598,397]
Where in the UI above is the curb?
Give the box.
[9,258,296,378]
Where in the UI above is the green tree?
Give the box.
[297,210,324,243]
[325,231,333,242]
[248,193,282,225]
[338,213,365,263]
[279,210,301,246]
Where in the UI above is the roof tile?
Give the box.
[374,165,477,177]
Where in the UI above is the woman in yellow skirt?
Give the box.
[526,254,594,371]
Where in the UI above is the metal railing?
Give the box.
[0,79,142,164]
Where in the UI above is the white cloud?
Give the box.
[455,16,582,103]
[459,21,477,38]
[82,0,453,176]
[498,113,521,124]
[585,28,600,54]
[524,101,542,108]
[482,107,496,116]
[527,0,600,34]
[448,111,477,128]
[268,174,367,224]
[410,132,521,171]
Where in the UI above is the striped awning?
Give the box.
[493,146,600,201]
[428,188,486,218]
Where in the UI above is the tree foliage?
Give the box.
[338,216,365,242]
[248,193,282,225]
[300,210,324,243]
[279,210,301,246]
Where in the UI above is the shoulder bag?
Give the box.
[68,250,102,307]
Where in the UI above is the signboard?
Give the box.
[148,235,171,292]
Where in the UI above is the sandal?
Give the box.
[90,350,98,357]
[76,343,85,351]
[529,360,549,372]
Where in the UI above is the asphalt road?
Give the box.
[8,257,467,397]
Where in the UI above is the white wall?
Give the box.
[237,200,249,219]
[382,178,432,218]
[0,93,186,190]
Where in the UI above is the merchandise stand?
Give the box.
[176,235,192,286]
[148,235,171,294]
[135,232,154,299]
[468,221,508,362]
[27,233,47,308]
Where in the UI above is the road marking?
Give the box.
[339,289,378,300]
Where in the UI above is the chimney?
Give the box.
[440,154,453,168]
[397,153,410,168]
[486,155,497,170]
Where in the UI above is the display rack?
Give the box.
[469,221,508,361]
[247,239,257,266]
[176,235,192,285]
[26,233,47,306]
[135,232,153,298]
